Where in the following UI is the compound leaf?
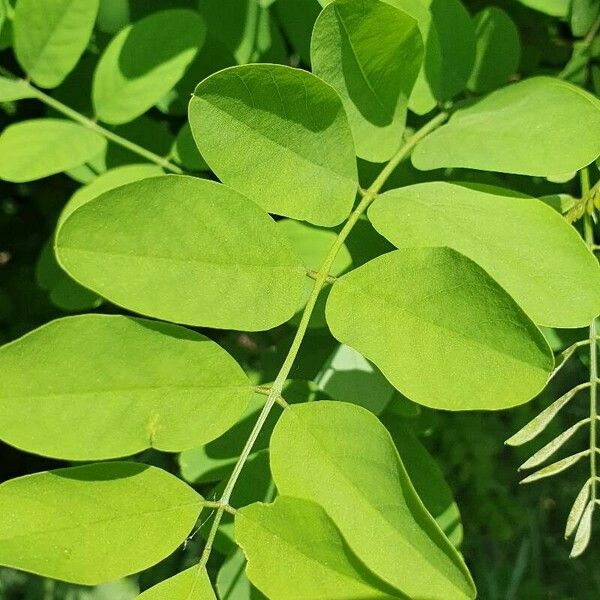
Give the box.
[0,462,203,585]
[55,175,306,330]
[14,0,99,88]
[368,182,600,328]
[412,77,600,176]
[0,119,106,182]
[270,401,476,599]
[0,314,251,460]
[93,9,206,124]
[311,0,423,162]
[326,248,553,410]
[189,64,358,226]
[236,495,401,599]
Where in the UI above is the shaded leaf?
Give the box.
[0,463,203,584]
[270,401,476,599]
[236,496,402,599]
[326,248,553,410]
[216,549,267,600]
[93,9,206,124]
[382,413,463,546]
[311,0,423,162]
[189,64,358,226]
[0,75,35,101]
[55,175,306,330]
[468,7,521,93]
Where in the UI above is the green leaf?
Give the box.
[274,0,321,65]
[58,163,164,228]
[517,0,570,18]
[0,119,106,182]
[566,480,591,538]
[326,248,553,410]
[0,75,35,101]
[570,501,594,557]
[412,77,600,176]
[315,343,394,415]
[270,401,476,599]
[14,0,99,88]
[93,9,206,124]
[136,567,216,599]
[407,0,476,113]
[170,123,208,172]
[382,412,463,546]
[467,7,521,93]
[0,462,203,585]
[36,240,102,311]
[236,496,401,599]
[311,0,423,162]
[520,450,589,484]
[55,175,306,330]
[505,384,586,446]
[216,549,266,600]
[571,0,600,37]
[519,419,589,470]
[199,0,285,65]
[189,64,358,226]
[0,314,251,460]
[368,182,600,328]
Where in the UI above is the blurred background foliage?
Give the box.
[1,0,600,598]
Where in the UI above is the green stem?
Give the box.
[1,69,183,174]
[584,170,598,505]
[190,111,448,589]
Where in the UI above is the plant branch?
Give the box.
[0,68,184,174]
[188,111,449,592]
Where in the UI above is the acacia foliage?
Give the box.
[0,0,600,598]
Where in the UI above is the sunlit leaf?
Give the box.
[368,182,600,327]
[519,419,589,470]
[0,314,251,459]
[326,248,553,410]
[270,401,477,599]
[520,450,589,484]
[0,119,106,182]
[571,501,594,557]
[0,463,203,584]
[189,64,358,226]
[413,77,600,176]
[55,175,306,330]
[236,496,402,599]
[14,0,99,88]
